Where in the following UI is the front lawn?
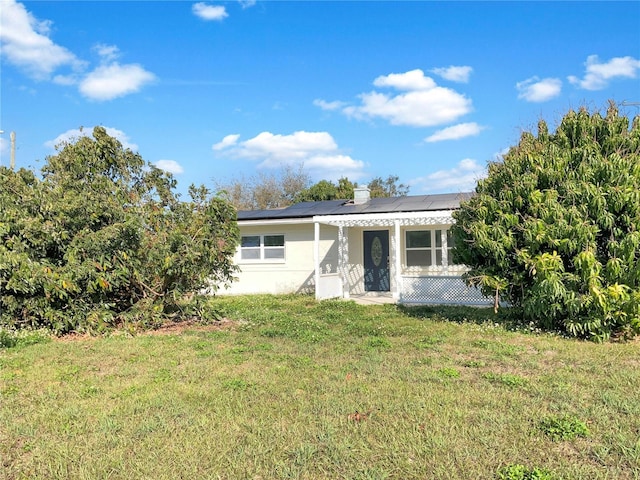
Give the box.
[1,295,639,479]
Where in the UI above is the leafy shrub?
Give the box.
[453,103,640,341]
[0,127,239,333]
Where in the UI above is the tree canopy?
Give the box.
[0,127,239,333]
[218,169,410,209]
[295,175,409,202]
[294,177,357,203]
[216,165,311,210]
[452,103,640,340]
[368,175,410,198]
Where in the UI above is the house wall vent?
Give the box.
[353,186,371,205]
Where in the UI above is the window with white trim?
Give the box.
[240,234,285,262]
[405,229,457,267]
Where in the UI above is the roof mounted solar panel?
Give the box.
[236,192,474,221]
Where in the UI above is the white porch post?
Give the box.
[314,221,320,300]
[338,225,350,299]
[393,220,402,300]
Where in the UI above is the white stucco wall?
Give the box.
[219,222,338,295]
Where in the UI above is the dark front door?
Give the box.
[363,230,390,292]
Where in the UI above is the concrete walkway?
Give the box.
[348,294,397,305]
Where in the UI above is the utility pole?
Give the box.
[10,131,16,170]
[0,130,16,169]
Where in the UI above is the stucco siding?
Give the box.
[221,223,337,295]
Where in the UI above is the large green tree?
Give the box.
[452,103,640,340]
[295,175,409,203]
[294,177,357,202]
[0,127,239,333]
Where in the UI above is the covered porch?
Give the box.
[312,210,491,306]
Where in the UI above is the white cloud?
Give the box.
[155,160,184,174]
[342,69,472,127]
[213,134,241,150]
[313,99,347,111]
[516,77,562,102]
[237,131,338,164]
[0,0,84,79]
[192,3,228,21]
[213,130,366,180]
[94,43,120,62]
[0,1,155,100]
[346,90,471,127]
[425,122,485,142]
[238,0,256,8]
[305,155,366,181]
[373,69,437,91]
[52,74,79,86]
[45,127,138,151]
[568,55,640,91]
[79,63,156,101]
[431,66,473,83]
[410,159,486,193]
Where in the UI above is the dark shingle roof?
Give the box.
[237,192,473,221]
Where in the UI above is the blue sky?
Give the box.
[1,1,639,197]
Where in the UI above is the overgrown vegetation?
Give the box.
[2,295,638,479]
[0,127,239,333]
[0,327,51,349]
[453,103,640,341]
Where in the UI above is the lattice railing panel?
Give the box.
[400,276,491,306]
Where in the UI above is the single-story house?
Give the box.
[222,187,491,306]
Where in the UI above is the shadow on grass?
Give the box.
[397,304,539,333]
[397,304,498,324]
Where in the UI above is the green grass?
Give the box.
[1,294,639,479]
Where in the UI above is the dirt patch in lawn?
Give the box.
[57,317,240,342]
[143,317,239,335]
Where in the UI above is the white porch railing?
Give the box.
[399,275,491,306]
[316,273,343,300]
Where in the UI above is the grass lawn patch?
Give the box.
[1,294,639,479]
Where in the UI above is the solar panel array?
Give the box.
[237,192,474,221]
